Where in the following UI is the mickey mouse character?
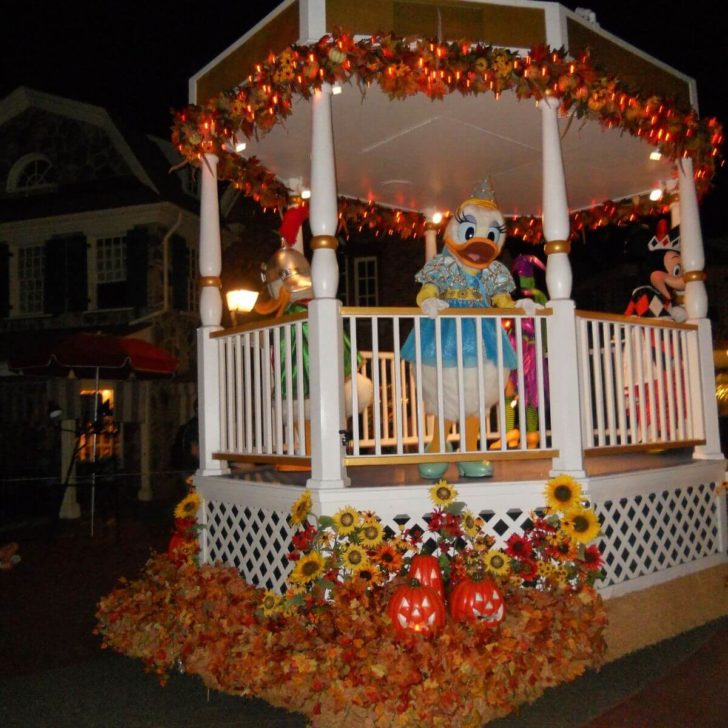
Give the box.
[624,219,686,322]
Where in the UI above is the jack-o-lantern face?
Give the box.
[409,554,445,602]
[387,579,446,637]
[443,199,506,272]
[449,576,505,625]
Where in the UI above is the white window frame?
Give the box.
[14,244,45,316]
[7,153,57,194]
[353,256,378,307]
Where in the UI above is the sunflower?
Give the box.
[290,490,312,526]
[430,479,458,507]
[563,507,601,544]
[260,590,283,617]
[461,510,481,539]
[359,519,385,548]
[549,537,578,562]
[174,492,201,520]
[505,533,533,560]
[372,543,404,573]
[341,544,370,572]
[356,566,384,587]
[482,549,510,576]
[289,551,325,585]
[332,506,360,535]
[544,475,583,512]
[537,560,558,578]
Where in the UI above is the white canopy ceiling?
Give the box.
[244,75,676,218]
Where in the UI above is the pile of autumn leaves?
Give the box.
[96,476,608,727]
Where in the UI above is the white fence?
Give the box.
[212,308,704,466]
[575,313,702,450]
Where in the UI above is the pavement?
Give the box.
[1,489,727,727]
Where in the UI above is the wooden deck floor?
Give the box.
[228,448,699,488]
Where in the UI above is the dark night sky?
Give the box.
[2,1,726,234]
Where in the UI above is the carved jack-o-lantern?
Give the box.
[387,579,446,637]
[449,576,505,625]
[409,554,445,602]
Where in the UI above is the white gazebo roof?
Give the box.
[180,0,717,231]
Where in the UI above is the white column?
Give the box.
[196,153,229,476]
[307,83,349,489]
[424,223,438,262]
[678,158,724,459]
[540,95,585,476]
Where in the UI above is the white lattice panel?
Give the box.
[595,482,721,587]
[205,500,295,593]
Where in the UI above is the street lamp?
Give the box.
[226,287,259,326]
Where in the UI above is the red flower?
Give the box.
[505,533,533,560]
[427,509,444,532]
[582,544,603,571]
[515,558,539,581]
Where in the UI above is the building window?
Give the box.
[353,256,378,306]
[7,154,57,194]
[96,236,128,308]
[17,245,45,314]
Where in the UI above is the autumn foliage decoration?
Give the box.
[171,32,724,243]
[96,475,608,727]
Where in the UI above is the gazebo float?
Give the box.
[97,1,728,724]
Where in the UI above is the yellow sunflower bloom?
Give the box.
[333,506,360,535]
[174,492,201,520]
[290,490,312,526]
[430,479,458,507]
[341,544,370,572]
[563,507,601,544]
[482,549,510,576]
[260,590,283,617]
[289,551,325,585]
[359,520,385,547]
[545,475,583,512]
[461,510,481,538]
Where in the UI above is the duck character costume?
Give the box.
[401,182,535,479]
[624,219,685,322]
[255,207,372,467]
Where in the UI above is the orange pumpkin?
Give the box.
[449,575,505,625]
[409,554,445,602]
[167,532,189,565]
[387,578,446,637]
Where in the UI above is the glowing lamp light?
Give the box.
[649,188,664,202]
[300,188,311,200]
[649,150,662,161]
[431,211,443,224]
[331,84,343,95]
[226,288,259,325]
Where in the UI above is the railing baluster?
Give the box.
[393,319,404,455]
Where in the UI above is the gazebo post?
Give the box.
[678,158,724,459]
[306,82,350,489]
[424,222,438,262]
[541,95,586,477]
[196,152,229,477]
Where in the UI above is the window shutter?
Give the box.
[65,234,88,312]
[44,239,66,314]
[0,243,9,318]
[170,234,189,311]
[126,227,149,309]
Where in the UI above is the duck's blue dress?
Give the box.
[400,250,517,369]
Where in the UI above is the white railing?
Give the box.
[211,308,706,468]
[215,311,310,461]
[575,312,703,450]
[344,308,551,461]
